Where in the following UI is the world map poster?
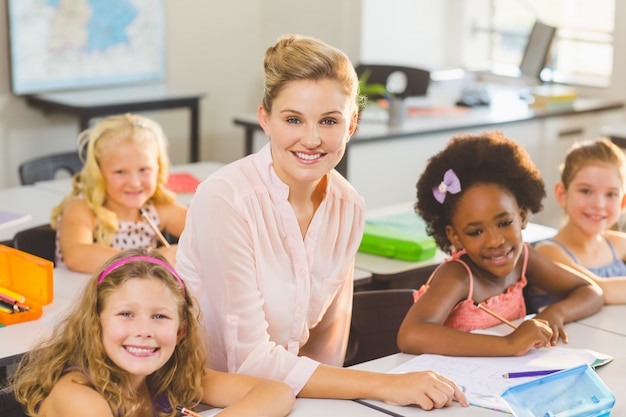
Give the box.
[8,0,166,95]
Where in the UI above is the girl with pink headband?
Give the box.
[13,248,294,417]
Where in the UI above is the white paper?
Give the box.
[389,346,612,413]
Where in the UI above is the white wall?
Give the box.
[0,0,361,188]
[1,0,625,189]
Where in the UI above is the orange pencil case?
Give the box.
[0,245,53,325]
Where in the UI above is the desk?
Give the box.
[26,85,205,162]
[0,268,89,367]
[577,304,626,336]
[0,186,64,242]
[197,313,626,416]
[234,88,623,217]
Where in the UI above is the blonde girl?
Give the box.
[51,113,187,273]
[536,138,626,305]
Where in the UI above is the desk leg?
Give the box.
[190,100,200,162]
[244,126,256,156]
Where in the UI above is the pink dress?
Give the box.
[413,243,529,331]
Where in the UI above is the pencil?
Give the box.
[473,301,517,329]
[176,405,203,417]
[139,208,170,248]
[503,369,562,378]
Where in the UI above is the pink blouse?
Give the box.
[414,243,529,331]
[176,144,365,394]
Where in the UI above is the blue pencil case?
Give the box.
[500,364,615,417]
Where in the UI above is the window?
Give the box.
[476,0,615,87]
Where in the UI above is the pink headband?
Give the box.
[98,255,186,295]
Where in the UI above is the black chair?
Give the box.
[0,386,27,417]
[356,64,431,99]
[12,224,56,265]
[344,289,416,367]
[18,151,83,185]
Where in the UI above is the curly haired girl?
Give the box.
[13,248,294,417]
[397,131,603,357]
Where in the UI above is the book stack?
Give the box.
[529,84,578,110]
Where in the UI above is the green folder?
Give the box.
[358,212,437,262]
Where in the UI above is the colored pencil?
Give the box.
[473,302,517,329]
[503,369,562,378]
[139,208,170,248]
[176,405,203,417]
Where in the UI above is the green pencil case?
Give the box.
[358,212,437,262]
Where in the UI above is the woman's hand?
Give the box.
[379,371,469,410]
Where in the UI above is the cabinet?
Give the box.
[534,109,624,228]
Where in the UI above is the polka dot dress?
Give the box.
[55,202,161,267]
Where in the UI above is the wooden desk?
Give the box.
[26,85,205,162]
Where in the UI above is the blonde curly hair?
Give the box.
[13,248,208,417]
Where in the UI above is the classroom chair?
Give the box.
[12,224,56,265]
[355,64,430,99]
[18,151,83,185]
[344,288,416,367]
[0,386,27,417]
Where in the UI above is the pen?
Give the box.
[503,369,562,378]
[139,208,171,248]
[176,405,203,417]
[473,302,517,329]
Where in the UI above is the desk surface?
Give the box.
[0,186,64,241]
[195,311,626,417]
[26,84,204,109]
[3,269,623,415]
[577,304,626,336]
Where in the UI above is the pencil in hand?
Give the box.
[139,208,171,248]
[473,301,518,329]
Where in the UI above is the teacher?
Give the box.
[176,33,466,410]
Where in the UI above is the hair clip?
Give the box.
[433,169,461,204]
[133,119,146,128]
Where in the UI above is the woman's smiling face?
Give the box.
[258,78,357,188]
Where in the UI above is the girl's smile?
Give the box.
[446,183,527,279]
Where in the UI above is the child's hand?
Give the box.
[505,319,553,355]
[380,371,469,409]
[535,309,568,346]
